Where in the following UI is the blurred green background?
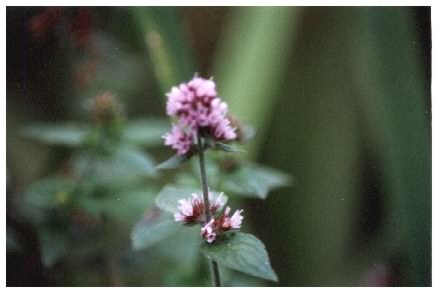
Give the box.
[6,6,431,286]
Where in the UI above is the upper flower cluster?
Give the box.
[174,192,243,243]
[163,76,237,155]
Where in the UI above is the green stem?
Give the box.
[196,133,222,287]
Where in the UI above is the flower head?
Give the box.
[174,192,226,225]
[199,206,244,244]
[164,76,237,154]
[90,91,123,123]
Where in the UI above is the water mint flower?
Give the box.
[199,206,244,244]
[174,192,226,224]
[163,76,237,155]
[215,206,243,231]
[201,219,217,243]
[163,123,195,155]
[174,193,204,223]
[220,207,244,230]
[210,192,226,213]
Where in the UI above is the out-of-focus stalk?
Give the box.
[214,7,301,158]
[131,7,195,95]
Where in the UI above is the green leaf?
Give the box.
[112,146,156,177]
[201,232,278,282]
[156,152,193,170]
[131,209,179,250]
[155,185,226,214]
[174,173,200,188]
[81,190,155,223]
[38,227,69,267]
[21,177,74,223]
[72,145,156,185]
[123,119,170,146]
[222,163,291,199]
[157,225,201,271]
[21,123,90,146]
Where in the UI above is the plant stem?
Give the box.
[196,133,222,287]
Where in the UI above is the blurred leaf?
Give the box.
[123,119,170,146]
[215,7,300,158]
[38,227,69,267]
[131,7,195,93]
[21,177,74,223]
[111,146,156,177]
[155,184,226,214]
[157,223,201,268]
[156,152,193,170]
[215,143,244,153]
[73,145,156,185]
[201,232,278,282]
[131,209,179,250]
[174,173,200,188]
[221,163,291,199]
[81,190,155,223]
[21,123,90,146]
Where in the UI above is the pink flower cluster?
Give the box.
[174,192,225,224]
[201,207,244,244]
[163,76,237,155]
[174,192,243,243]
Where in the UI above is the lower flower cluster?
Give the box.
[174,192,243,243]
